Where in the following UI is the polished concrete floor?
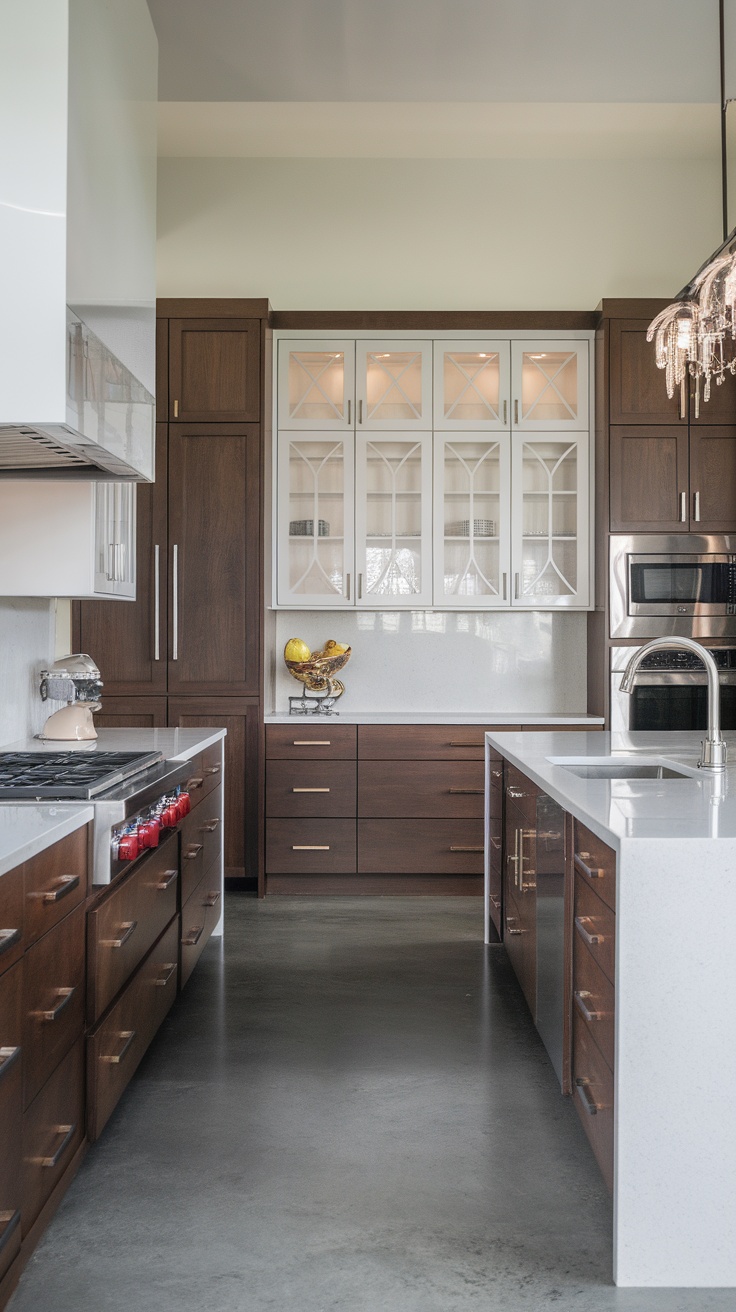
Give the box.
[9,897,734,1312]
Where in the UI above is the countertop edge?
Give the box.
[264,712,605,726]
[0,804,94,879]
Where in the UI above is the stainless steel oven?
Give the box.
[610,534,736,639]
[610,645,736,732]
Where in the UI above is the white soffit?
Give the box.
[157,101,720,159]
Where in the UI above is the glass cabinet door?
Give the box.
[278,340,355,429]
[93,484,116,595]
[433,342,511,430]
[511,435,589,607]
[511,341,589,431]
[433,435,510,606]
[113,484,136,598]
[356,341,432,430]
[277,435,354,606]
[354,433,432,605]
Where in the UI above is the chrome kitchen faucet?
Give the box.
[620,636,727,773]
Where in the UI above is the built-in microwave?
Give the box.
[610,534,736,639]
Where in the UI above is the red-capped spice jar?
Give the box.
[160,802,179,829]
[116,830,139,861]
[137,819,160,849]
[176,791,191,819]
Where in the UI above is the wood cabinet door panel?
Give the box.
[266,724,357,760]
[690,372,736,423]
[155,318,168,422]
[573,820,616,912]
[168,425,260,695]
[610,426,689,532]
[609,320,685,425]
[169,319,261,423]
[267,761,356,817]
[87,832,179,1023]
[22,1037,85,1233]
[358,760,484,817]
[0,866,24,976]
[168,699,258,881]
[572,1011,614,1193]
[358,724,520,760]
[688,427,736,532]
[22,904,86,1109]
[266,819,357,874]
[74,425,168,696]
[180,875,213,987]
[573,934,615,1073]
[574,873,615,985]
[0,957,22,1278]
[357,818,484,874]
[185,783,223,877]
[23,826,88,945]
[94,697,168,729]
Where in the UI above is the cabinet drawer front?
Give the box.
[487,759,504,793]
[24,825,88,945]
[574,873,616,985]
[182,783,223,878]
[266,819,356,873]
[88,833,179,1023]
[0,959,22,1281]
[358,760,484,818]
[22,1037,85,1233]
[572,1011,614,1193]
[505,765,538,823]
[23,903,85,1109]
[0,865,24,976]
[183,743,222,805]
[180,875,214,988]
[573,932,615,1073]
[358,819,484,874]
[267,761,356,817]
[180,806,206,904]
[266,725,357,760]
[358,725,520,760]
[573,820,616,912]
[88,917,179,1141]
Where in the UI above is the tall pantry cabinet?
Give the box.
[74,300,270,891]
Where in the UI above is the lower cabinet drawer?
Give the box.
[358,760,485,818]
[87,833,179,1023]
[87,917,179,1142]
[358,724,519,760]
[266,760,356,817]
[574,873,616,985]
[22,1037,85,1234]
[357,819,484,874]
[0,961,22,1282]
[24,825,88,946]
[183,743,222,804]
[0,865,24,977]
[23,903,85,1109]
[574,819,617,913]
[180,874,215,989]
[573,935,615,1073]
[266,819,357,874]
[572,1011,614,1193]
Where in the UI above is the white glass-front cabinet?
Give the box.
[510,435,589,607]
[356,341,432,430]
[277,435,354,606]
[355,433,433,605]
[433,343,511,430]
[510,341,589,431]
[434,435,511,606]
[93,484,136,598]
[278,340,355,429]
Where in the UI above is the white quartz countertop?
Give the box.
[265,711,603,725]
[0,804,94,879]
[487,728,736,850]
[0,727,226,760]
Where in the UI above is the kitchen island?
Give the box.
[486,728,736,1288]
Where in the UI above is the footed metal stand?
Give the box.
[288,687,340,716]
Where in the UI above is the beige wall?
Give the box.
[157,155,721,308]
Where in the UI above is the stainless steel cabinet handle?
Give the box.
[358,573,363,600]
[346,572,351,601]
[41,875,79,904]
[292,845,330,850]
[489,894,501,909]
[154,544,161,660]
[503,400,507,425]
[202,817,221,830]
[574,915,605,947]
[514,399,519,425]
[575,1077,602,1116]
[184,843,203,859]
[36,987,76,1022]
[574,990,607,1023]
[514,572,520,600]
[173,398,179,419]
[448,787,484,794]
[104,921,137,949]
[347,399,351,425]
[182,925,204,947]
[449,845,483,852]
[0,1211,20,1256]
[205,764,221,776]
[680,492,687,523]
[0,1046,21,1082]
[502,572,507,601]
[172,544,179,660]
[574,851,605,881]
[679,379,686,420]
[155,963,177,988]
[102,1031,136,1066]
[491,768,503,780]
[204,891,221,908]
[507,787,524,799]
[505,916,523,936]
[107,544,115,581]
[0,927,21,956]
[694,490,701,522]
[292,787,330,793]
[359,399,363,424]
[293,740,331,746]
[157,869,178,891]
[36,1123,77,1167]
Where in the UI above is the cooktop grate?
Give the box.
[0,750,163,799]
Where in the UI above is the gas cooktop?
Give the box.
[0,750,163,799]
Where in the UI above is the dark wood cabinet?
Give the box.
[609,426,689,532]
[0,961,22,1285]
[167,425,261,696]
[168,318,261,423]
[503,771,538,1017]
[609,320,686,426]
[688,426,736,531]
[487,752,503,940]
[93,697,168,729]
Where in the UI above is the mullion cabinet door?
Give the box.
[277,432,355,606]
[511,341,589,432]
[510,433,589,608]
[433,341,511,430]
[356,340,433,430]
[355,432,433,607]
[277,339,355,429]
[433,433,511,607]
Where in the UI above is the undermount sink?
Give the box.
[547,756,696,781]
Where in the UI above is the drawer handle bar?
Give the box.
[37,1123,77,1168]
[292,845,330,850]
[489,895,501,909]
[574,852,605,881]
[490,768,503,779]
[0,927,21,956]
[184,843,203,859]
[573,990,607,1023]
[36,986,76,1022]
[505,917,523,935]
[202,818,220,831]
[182,925,204,947]
[204,891,221,907]
[450,845,484,852]
[205,764,221,775]
[104,920,137,950]
[489,836,501,851]
[0,1046,21,1082]
[574,915,606,947]
[449,741,479,747]
[575,1077,603,1116]
[102,1031,136,1066]
[292,787,330,793]
[507,787,525,799]
[293,740,331,746]
[449,787,484,794]
[0,1210,20,1256]
[41,874,80,904]
[155,963,177,988]
[157,869,178,891]
[187,776,204,789]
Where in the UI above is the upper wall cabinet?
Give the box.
[434,434,511,606]
[277,340,433,431]
[278,340,355,430]
[355,341,433,430]
[169,319,261,423]
[511,341,589,431]
[434,342,511,430]
[277,434,355,606]
[355,433,433,605]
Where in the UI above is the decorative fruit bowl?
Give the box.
[284,638,352,709]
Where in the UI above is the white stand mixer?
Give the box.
[39,654,103,741]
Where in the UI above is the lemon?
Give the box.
[284,638,311,662]
[321,640,349,656]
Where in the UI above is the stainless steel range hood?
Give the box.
[0,0,158,481]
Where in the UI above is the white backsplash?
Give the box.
[0,599,56,742]
[271,610,588,714]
